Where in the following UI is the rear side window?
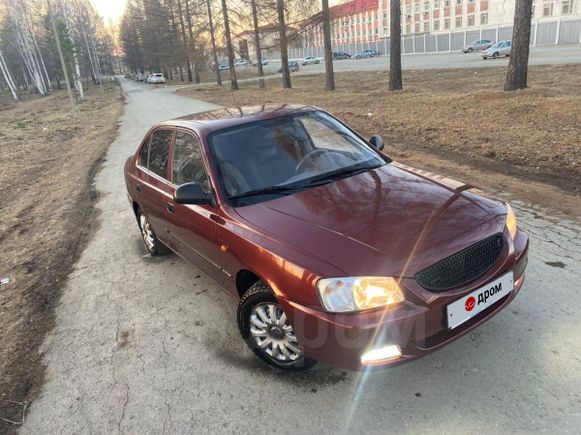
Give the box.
[148,129,173,179]
[172,131,211,191]
[138,137,149,167]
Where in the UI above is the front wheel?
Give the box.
[237,282,318,371]
[492,52,499,59]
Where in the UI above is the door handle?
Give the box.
[135,183,141,193]
[167,203,175,213]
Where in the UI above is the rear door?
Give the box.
[136,128,175,246]
[167,129,223,279]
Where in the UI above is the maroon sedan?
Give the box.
[124,105,528,371]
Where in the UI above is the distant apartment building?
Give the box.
[234,24,300,60]
[399,0,579,35]
[302,0,381,47]
[301,0,580,48]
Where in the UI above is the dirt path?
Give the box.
[20,78,581,434]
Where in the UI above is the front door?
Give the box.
[167,130,223,280]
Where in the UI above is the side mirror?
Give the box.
[174,182,213,205]
[369,135,385,151]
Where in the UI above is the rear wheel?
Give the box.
[237,281,318,371]
[137,208,169,256]
[467,47,473,53]
[492,52,499,59]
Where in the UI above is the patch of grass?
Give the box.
[178,64,581,193]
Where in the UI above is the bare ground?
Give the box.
[178,64,581,217]
[0,84,123,432]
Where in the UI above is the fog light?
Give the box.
[361,345,401,365]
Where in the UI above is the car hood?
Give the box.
[234,163,507,278]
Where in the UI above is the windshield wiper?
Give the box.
[229,180,330,201]
[306,162,383,184]
[229,163,383,202]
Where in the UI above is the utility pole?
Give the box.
[47,0,75,109]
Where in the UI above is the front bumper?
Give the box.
[280,230,529,371]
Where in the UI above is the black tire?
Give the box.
[237,281,318,371]
[492,52,499,59]
[136,207,170,256]
[467,47,473,53]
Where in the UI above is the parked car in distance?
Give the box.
[124,104,528,372]
[252,59,269,66]
[234,59,248,67]
[277,60,300,73]
[332,51,351,60]
[463,39,493,53]
[355,48,378,59]
[124,73,131,78]
[481,40,512,59]
[218,63,229,71]
[149,73,166,84]
[302,56,320,65]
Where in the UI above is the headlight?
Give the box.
[317,277,405,313]
[505,203,517,239]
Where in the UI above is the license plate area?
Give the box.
[447,272,514,330]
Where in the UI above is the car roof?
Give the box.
[158,104,320,135]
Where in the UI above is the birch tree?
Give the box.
[0,47,19,100]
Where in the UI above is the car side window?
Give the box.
[138,136,150,167]
[172,131,211,191]
[148,129,173,179]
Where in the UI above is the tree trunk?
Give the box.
[221,0,238,90]
[184,0,201,84]
[505,0,533,91]
[175,0,193,82]
[389,0,402,91]
[277,0,291,89]
[250,0,265,88]
[0,48,19,101]
[322,0,335,91]
[47,0,74,109]
[206,0,222,86]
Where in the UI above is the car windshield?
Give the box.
[208,111,386,205]
[490,42,503,48]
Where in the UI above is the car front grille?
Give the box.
[415,233,505,291]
